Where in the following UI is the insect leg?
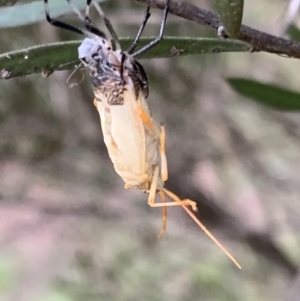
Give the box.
[127,6,151,54]
[88,0,121,50]
[136,103,160,136]
[157,191,167,238]
[163,189,242,269]
[66,0,106,38]
[44,0,85,35]
[132,0,170,57]
[159,124,168,181]
[148,167,197,210]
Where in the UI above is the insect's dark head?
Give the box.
[78,37,112,67]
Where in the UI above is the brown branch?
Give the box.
[136,0,300,59]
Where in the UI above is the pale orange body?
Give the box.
[94,68,165,193]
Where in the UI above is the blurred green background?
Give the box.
[1,0,300,300]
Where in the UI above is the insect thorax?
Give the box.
[78,37,149,104]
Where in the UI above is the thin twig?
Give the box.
[136,0,300,59]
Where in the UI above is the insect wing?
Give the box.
[94,87,146,184]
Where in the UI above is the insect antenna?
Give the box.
[132,0,170,57]
[67,63,85,88]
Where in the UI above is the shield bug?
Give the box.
[44,0,241,269]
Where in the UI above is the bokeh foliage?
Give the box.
[1,1,300,301]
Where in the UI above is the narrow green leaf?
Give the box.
[227,78,300,111]
[213,0,244,38]
[287,24,300,41]
[0,41,79,79]
[135,37,251,59]
[0,0,105,28]
[0,37,252,79]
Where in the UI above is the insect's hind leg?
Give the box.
[148,166,167,238]
[160,124,168,182]
[161,188,242,268]
[157,191,167,238]
[148,166,196,238]
[148,166,197,211]
[133,0,170,57]
[162,189,198,211]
